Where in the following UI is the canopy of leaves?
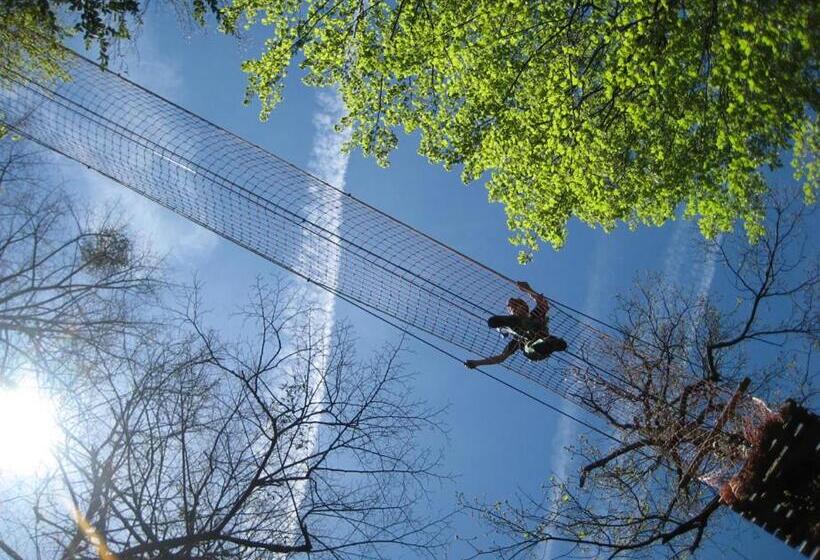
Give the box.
[0,1,68,85]
[0,0,221,140]
[223,0,818,259]
[0,0,221,78]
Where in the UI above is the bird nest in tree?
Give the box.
[80,228,131,273]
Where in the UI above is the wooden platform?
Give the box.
[724,402,819,559]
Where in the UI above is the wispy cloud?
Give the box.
[661,220,720,353]
[293,89,350,517]
[110,26,184,98]
[661,219,719,301]
[304,86,350,386]
[305,87,351,329]
[308,91,352,188]
[694,234,720,302]
[661,218,689,283]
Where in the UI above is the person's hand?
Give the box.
[465,360,478,369]
[516,280,533,292]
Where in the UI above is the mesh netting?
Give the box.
[0,51,727,429]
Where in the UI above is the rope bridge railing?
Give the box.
[0,50,727,430]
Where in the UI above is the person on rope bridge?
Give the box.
[465,281,567,369]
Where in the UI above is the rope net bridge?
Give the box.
[0,49,790,445]
[0,51,817,557]
[0,51,639,423]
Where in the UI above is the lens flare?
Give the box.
[0,378,60,476]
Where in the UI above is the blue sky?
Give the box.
[50,7,807,559]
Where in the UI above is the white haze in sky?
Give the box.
[662,219,720,303]
[287,89,351,530]
[304,87,351,413]
[305,88,352,344]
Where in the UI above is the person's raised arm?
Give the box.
[516,280,549,320]
[465,340,518,369]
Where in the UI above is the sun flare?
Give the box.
[0,378,61,476]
